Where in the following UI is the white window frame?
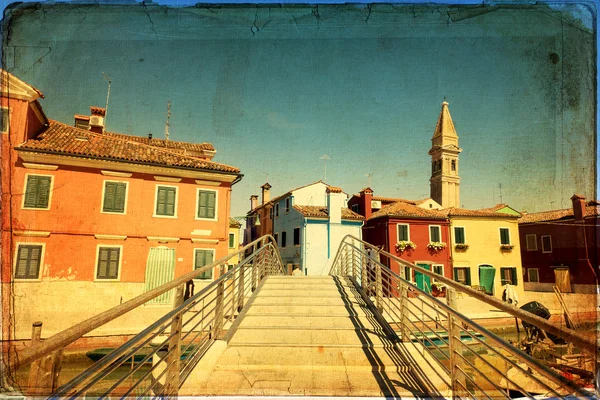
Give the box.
[21,173,54,211]
[454,266,470,285]
[193,248,216,279]
[453,226,466,244]
[541,235,552,253]
[499,227,511,245]
[13,242,45,281]
[228,233,236,249]
[432,264,444,282]
[397,223,410,241]
[195,188,218,221]
[100,180,129,215]
[500,266,517,286]
[1,106,10,134]
[94,244,123,282]
[528,268,539,283]
[429,225,442,243]
[153,184,179,219]
[525,234,537,251]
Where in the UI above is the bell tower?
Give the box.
[428,101,462,208]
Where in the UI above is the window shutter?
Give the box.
[166,188,175,215]
[156,188,166,214]
[114,183,126,213]
[511,268,517,285]
[207,192,216,218]
[198,191,207,218]
[108,249,119,278]
[16,246,30,278]
[229,234,235,248]
[97,248,108,278]
[103,183,116,212]
[37,177,51,208]
[195,250,205,269]
[24,176,39,208]
[465,268,471,286]
[500,229,510,244]
[453,268,459,281]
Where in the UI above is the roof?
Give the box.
[519,205,600,224]
[371,195,418,205]
[432,101,458,139]
[229,218,242,228]
[370,201,446,220]
[293,205,365,220]
[1,69,45,101]
[15,119,239,174]
[327,186,343,193]
[251,180,332,213]
[439,207,521,218]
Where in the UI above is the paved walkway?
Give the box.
[181,276,451,397]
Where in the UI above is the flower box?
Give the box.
[427,242,447,251]
[500,244,515,251]
[454,243,469,250]
[396,240,416,252]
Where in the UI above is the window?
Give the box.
[23,175,52,209]
[229,233,235,249]
[499,228,511,245]
[269,207,273,220]
[351,204,359,213]
[197,190,216,219]
[454,227,465,244]
[433,264,444,275]
[429,225,441,242]
[541,235,552,253]
[1,107,9,133]
[194,249,214,279]
[96,247,121,280]
[500,267,517,285]
[285,198,290,213]
[293,227,300,246]
[102,181,127,213]
[404,266,412,282]
[451,160,456,171]
[525,234,537,251]
[14,244,43,279]
[397,224,410,241]
[281,231,287,248]
[274,233,279,245]
[528,268,539,283]
[275,204,279,218]
[453,267,471,285]
[155,186,177,217]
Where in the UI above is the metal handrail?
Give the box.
[330,235,596,399]
[13,235,283,396]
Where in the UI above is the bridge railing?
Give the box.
[330,235,596,399]
[10,235,284,398]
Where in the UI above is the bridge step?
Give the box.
[229,328,397,347]
[239,314,382,329]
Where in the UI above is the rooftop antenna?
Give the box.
[320,154,330,182]
[498,183,503,203]
[365,173,373,187]
[102,72,112,128]
[165,101,171,141]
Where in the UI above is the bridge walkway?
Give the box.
[181,275,450,397]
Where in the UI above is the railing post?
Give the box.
[349,245,354,277]
[375,262,383,312]
[213,280,225,340]
[399,283,411,342]
[446,287,463,399]
[361,251,368,291]
[27,322,63,396]
[163,284,185,397]
[237,264,245,312]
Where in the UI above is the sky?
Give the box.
[1,2,596,220]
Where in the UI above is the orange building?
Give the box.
[1,71,242,340]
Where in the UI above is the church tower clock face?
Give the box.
[428,101,462,208]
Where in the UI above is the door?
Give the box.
[145,247,176,305]
[478,265,496,295]
[554,268,572,293]
[415,263,431,292]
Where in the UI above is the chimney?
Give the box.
[326,186,345,224]
[261,182,272,205]
[74,114,90,130]
[571,194,586,221]
[250,195,258,211]
[88,106,106,133]
[360,187,374,220]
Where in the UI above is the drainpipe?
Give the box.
[302,219,307,275]
[447,220,453,279]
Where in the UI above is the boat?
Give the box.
[411,330,485,348]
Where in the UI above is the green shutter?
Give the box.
[465,268,471,285]
[500,229,510,245]
[16,245,42,279]
[453,268,459,281]
[97,248,120,279]
[145,247,176,304]
[399,225,409,241]
[198,191,207,218]
[97,248,108,278]
[455,227,465,244]
[197,191,216,219]
[103,183,116,212]
[24,175,51,209]
[166,188,175,215]
[195,250,214,279]
[156,187,176,216]
[114,183,126,213]
[511,268,517,285]
[229,234,235,248]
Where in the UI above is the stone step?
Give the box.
[259,281,353,290]
[238,315,383,329]
[245,304,376,317]
[229,328,397,347]
[251,296,368,307]
[214,345,410,370]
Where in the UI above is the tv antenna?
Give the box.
[498,183,503,203]
[165,101,171,141]
[102,72,112,128]
[320,154,331,182]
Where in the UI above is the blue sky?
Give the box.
[1,2,596,219]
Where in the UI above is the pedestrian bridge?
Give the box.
[9,236,597,399]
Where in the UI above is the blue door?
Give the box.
[415,263,431,293]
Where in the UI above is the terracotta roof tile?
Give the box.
[519,206,600,223]
[327,186,343,193]
[370,201,446,220]
[293,205,365,220]
[15,120,239,174]
[371,195,418,205]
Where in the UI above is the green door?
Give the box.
[145,247,176,305]
[415,263,431,292]
[478,265,496,295]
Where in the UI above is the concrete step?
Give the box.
[245,304,376,317]
[238,315,384,329]
[228,328,397,347]
[213,345,410,370]
[251,295,368,307]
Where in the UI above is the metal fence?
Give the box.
[10,235,284,398]
[330,235,596,399]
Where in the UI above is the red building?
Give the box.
[518,194,599,294]
[349,188,451,291]
[1,70,242,341]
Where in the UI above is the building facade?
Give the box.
[518,195,599,294]
[1,71,241,340]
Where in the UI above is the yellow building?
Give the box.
[228,218,242,267]
[441,206,524,301]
